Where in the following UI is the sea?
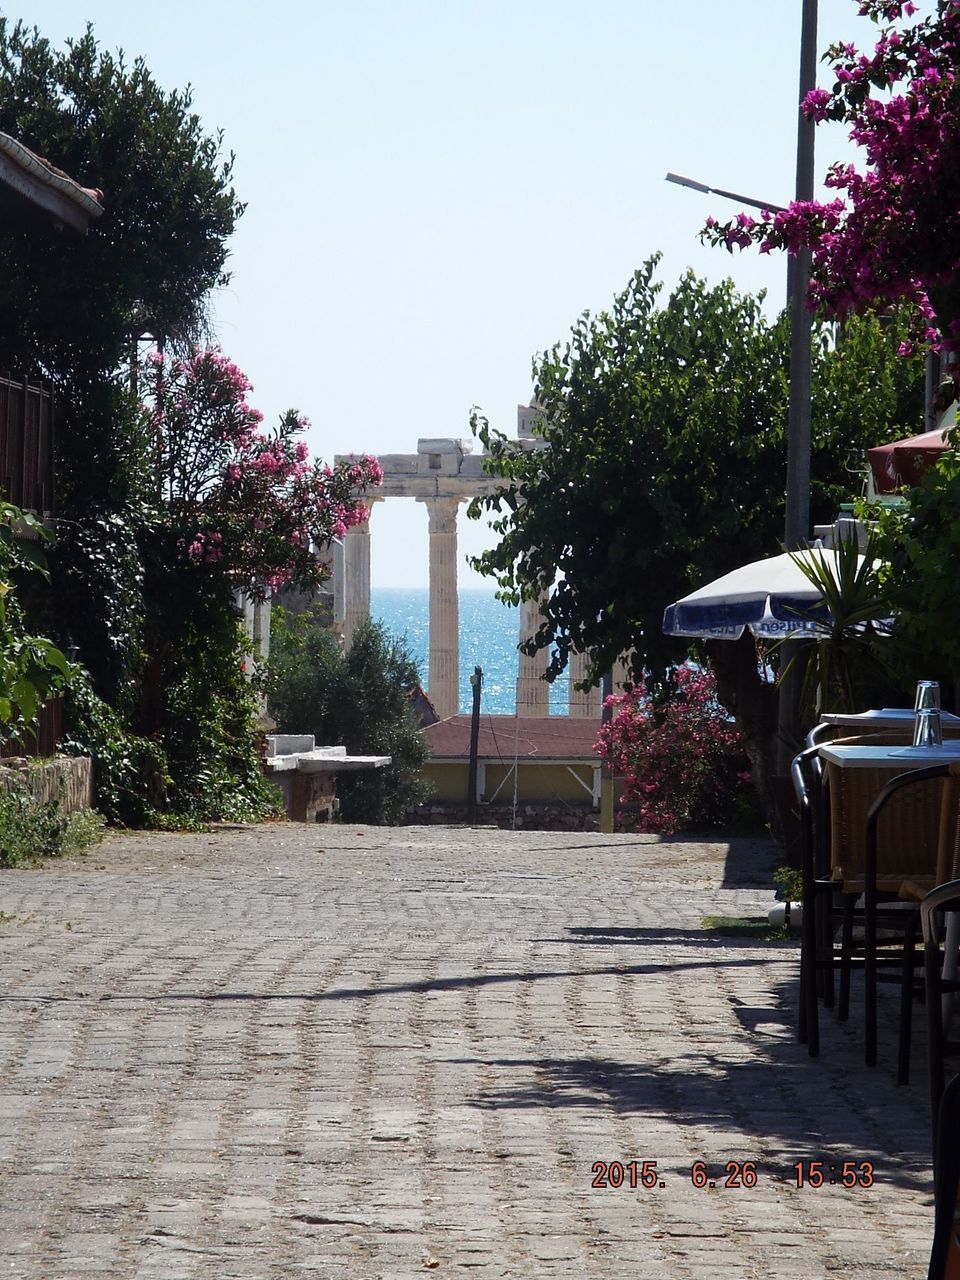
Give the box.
[370,587,570,716]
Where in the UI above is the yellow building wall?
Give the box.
[423,760,597,806]
[423,761,471,803]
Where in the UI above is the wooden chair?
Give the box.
[926,1070,960,1280]
[798,732,931,1059]
[921,875,960,1134]
[793,742,840,1055]
[864,762,960,1080]
[795,731,949,1068]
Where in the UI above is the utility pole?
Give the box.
[467,666,482,825]
[777,0,819,772]
[599,669,615,834]
[784,0,819,551]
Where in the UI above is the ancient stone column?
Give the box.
[421,496,461,720]
[516,593,549,715]
[613,652,634,694]
[568,649,602,718]
[330,536,345,636]
[342,501,375,649]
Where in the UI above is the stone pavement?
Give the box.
[0,823,938,1279]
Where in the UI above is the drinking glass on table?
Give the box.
[916,680,942,712]
[914,708,944,747]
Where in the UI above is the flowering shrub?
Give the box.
[594,667,751,835]
[702,0,960,367]
[144,347,382,595]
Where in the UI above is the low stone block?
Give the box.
[0,755,93,814]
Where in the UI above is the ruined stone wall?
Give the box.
[0,756,94,814]
[410,801,599,832]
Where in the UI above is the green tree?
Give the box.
[468,258,923,796]
[785,533,890,719]
[0,20,243,698]
[471,257,921,680]
[871,448,960,708]
[0,21,292,828]
[0,20,241,388]
[269,613,432,825]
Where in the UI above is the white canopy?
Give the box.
[662,548,866,640]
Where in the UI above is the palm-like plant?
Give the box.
[784,530,888,718]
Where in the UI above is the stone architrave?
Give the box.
[516,593,549,714]
[339,437,501,720]
[336,411,549,717]
[420,496,462,720]
[568,650,602,718]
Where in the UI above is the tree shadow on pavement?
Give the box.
[526,836,779,890]
[536,925,790,948]
[62,952,774,1008]
[446,1029,933,1196]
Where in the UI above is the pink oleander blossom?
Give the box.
[143,345,383,597]
[595,666,750,835]
[254,452,280,474]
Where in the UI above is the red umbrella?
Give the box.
[867,425,956,494]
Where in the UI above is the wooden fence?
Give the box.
[0,697,63,759]
[0,375,58,758]
[0,373,55,517]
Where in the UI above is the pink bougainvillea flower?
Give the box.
[700,0,960,373]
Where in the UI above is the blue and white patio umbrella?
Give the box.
[662,549,859,641]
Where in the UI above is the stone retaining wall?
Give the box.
[0,755,94,814]
[411,801,599,832]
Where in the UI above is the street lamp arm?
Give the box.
[665,172,786,215]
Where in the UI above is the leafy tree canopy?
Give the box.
[0,19,244,520]
[0,18,247,703]
[144,346,383,597]
[0,19,243,378]
[468,256,923,685]
[873,447,960,697]
[0,501,69,730]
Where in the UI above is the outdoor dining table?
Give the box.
[817,741,960,1070]
[819,708,960,731]
[807,707,960,748]
[818,744,960,768]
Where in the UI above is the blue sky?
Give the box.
[7,1,916,585]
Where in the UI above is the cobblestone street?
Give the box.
[0,823,938,1278]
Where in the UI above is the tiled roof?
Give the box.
[0,132,104,232]
[423,715,600,762]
